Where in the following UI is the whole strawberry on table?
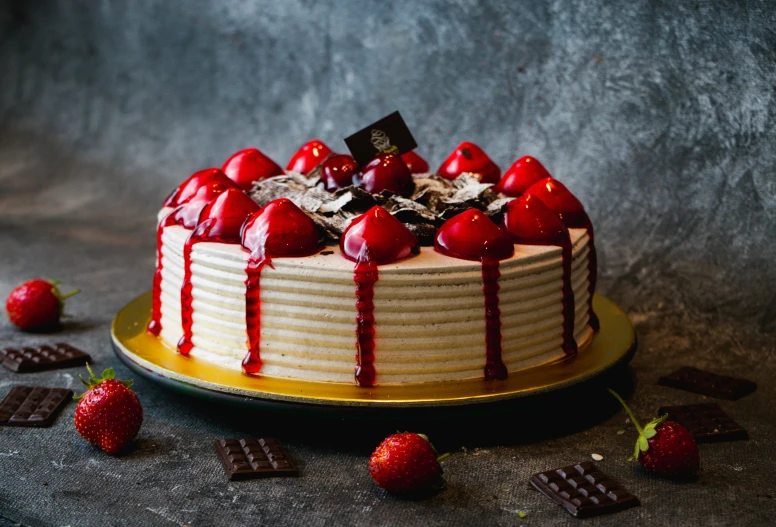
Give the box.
[369,432,448,495]
[74,365,143,455]
[609,389,700,477]
[5,279,79,331]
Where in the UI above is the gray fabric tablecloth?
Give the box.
[1,1,775,525]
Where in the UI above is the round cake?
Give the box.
[149,141,599,386]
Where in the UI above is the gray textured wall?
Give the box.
[1,0,775,330]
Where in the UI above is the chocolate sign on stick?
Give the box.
[344,111,418,166]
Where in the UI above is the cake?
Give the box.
[149,141,598,386]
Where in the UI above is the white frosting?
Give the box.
[154,224,593,384]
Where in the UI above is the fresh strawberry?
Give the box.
[609,389,699,477]
[5,279,79,331]
[74,365,143,455]
[369,432,447,495]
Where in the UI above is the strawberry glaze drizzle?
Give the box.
[149,177,239,336]
[503,195,578,355]
[434,209,515,380]
[340,206,419,387]
[177,189,260,356]
[240,198,322,374]
[526,177,600,332]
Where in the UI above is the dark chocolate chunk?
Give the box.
[530,462,639,518]
[214,438,298,481]
[658,366,757,400]
[0,386,73,427]
[658,403,748,443]
[0,343,91,373]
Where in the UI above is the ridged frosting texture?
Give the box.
[156,225,593,384]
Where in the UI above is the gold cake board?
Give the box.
[111,291,636,408]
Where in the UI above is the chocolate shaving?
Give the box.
[249,173,502,246]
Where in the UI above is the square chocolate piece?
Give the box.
[0,386,73,427]
[214,438,298,481]
[0,343,91,373]
[530,462,639,518]
[658,403,748,443]
[658,366,757,400]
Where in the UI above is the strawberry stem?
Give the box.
[608,389,644,434]
[437,452,450,463]
[59,289,80,300]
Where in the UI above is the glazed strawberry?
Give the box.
[162,168,233,208]
[609,390,700,477]
[493,156,552,197]
[369,433,446,495]
[222,148,284,191]
[287,139,334,174]
[74,365,143,455]
[340,206,419,265]
[5,279,79,331]
[401,151,429,174]
[437,142,501,184]
[435,209,514,261]
[359,153,414,195]
[320,154,360,192]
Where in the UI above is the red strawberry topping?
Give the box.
[493,156,552,197]
[435,209,514,262]
[194,188,261,243]
[369,433,445,495]
[359,153,415,195]
[401,151,430,174]
[74,365,143,455]
[437,142,501,184]
[609,390,700,477]
[162,168,233,208]
[286,139,334,174]
[222,148,284,191]
[340,206,419,265]
[241,198,321,259]
[5,279,79,331]
[320,154,360,192]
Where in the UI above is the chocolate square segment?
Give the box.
[0,386,73,427]
[530,462,639,518]
[658,366,757,400]
[0,343,91,373]
[214,438,298,481]
[658,403,748,443]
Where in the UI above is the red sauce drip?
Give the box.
[401,150,430,174]
[286,139,334,174]
[177,189,260,356]
[340,206,419,387]
[147,216,167,336]
[149,180,239,336]
[503,195,577,355]
[493,156,552,197]
[437,141,501,184]
[526,177,599,331]
[435,209,514,380]
[242,258,266,374]
[353,259,378,386]
[240,198,322,374]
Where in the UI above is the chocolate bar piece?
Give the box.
[214,438,298,481]
[658,403,748,443]
[530,462,639,518]
[0,386,73,427]
[0,343,91,373]
[658,366,756,400]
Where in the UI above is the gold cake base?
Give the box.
[111,291,635,408]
